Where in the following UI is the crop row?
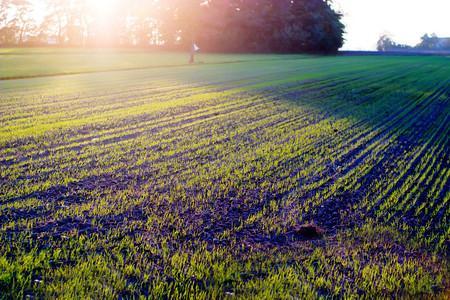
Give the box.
[1,55,449,298]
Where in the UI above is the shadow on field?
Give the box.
[1,56,449,252]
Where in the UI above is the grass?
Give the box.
[0,48,308,80]
[0,49,449,299]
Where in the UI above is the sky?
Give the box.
[332,0,450,50]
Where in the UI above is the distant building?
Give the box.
[416,34,450,51]
[435,38,450,51]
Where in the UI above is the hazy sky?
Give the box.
[332,0,450,50]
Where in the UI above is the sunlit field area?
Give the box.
[0,48,307,80]
[1,51,449,298]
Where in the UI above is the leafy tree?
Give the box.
[0,0,34,44]
[377,34,411,52]
[0,0,345,53]
[0,0,16,44]
[42,0,88,45]
[196,0,344,54]
[377,34,395,51]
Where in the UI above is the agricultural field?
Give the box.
[0,50,449,299]
[0,48,305,80]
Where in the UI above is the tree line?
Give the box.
[377,33,450,52]
[0,0,345,54]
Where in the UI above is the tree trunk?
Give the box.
[18,24,25,44]
[189,42,194,63]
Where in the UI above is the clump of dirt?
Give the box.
[294,223,323,238]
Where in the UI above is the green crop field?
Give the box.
[1,50,449,299]
[0,48,307,80]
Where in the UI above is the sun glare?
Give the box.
[29,0,120,23]
[92,0,120,19]
[91,0,121,33]
[93,0,118,12]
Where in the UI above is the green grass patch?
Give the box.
[0,48,309,80]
